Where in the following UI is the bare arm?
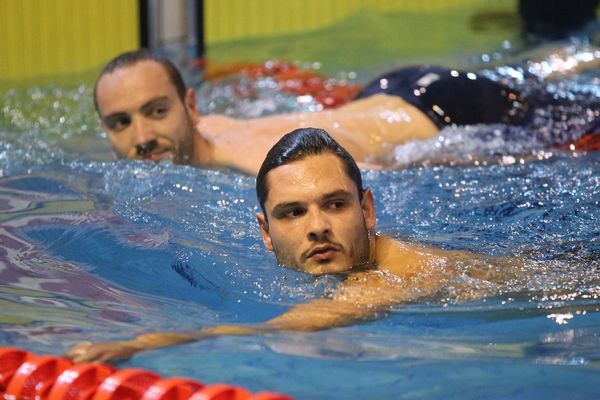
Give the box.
[67,270,418,363]
[374,235,531,300]
[68,237,520,363]
[205,94,439,175]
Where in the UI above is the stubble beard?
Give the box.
[272,218,371,274]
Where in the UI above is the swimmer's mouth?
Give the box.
[142,150,173,163]
[306,244,340,262]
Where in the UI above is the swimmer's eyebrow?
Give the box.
[321,189,354,202]
[270,189,355,216]
[270,201,304,217]
[140,96,171,114]
[101,97,171,119]
[101,112,129,126]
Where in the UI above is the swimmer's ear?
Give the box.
[256,212,273,251]
[361,188,376,230]
[184,88,201,122]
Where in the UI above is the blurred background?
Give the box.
[1,0,598,92]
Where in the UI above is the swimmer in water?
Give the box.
[68,127,528,363]
[95,49,599,175]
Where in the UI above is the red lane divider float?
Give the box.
[563,131,600,152]
[0,347,293,400]
[198,59,364,109]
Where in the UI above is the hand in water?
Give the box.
[67,340,142,363]
[67,326,232,363]
[67,331,207,363]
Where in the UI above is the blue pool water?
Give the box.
[1,42,600,398]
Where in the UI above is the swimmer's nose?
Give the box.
[136,140,158,156]
[307,209,331,242]
[131,118,157,149]
[130,115,158,156]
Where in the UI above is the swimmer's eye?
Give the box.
[326,200,346,210]
[283,208,306,218]
[273,206,306,220]
[104,114,131,132]
[142,99,171,119]
[147,104,169,119]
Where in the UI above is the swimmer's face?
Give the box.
[95,60,199,164]
[257,153,376,275]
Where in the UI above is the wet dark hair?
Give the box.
[93,49,186,113]
[256,127,364,216]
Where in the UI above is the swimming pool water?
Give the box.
[1,41,600,399]
[1,149,598,398]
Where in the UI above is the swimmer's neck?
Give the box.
[191,130,215,167]
[370,234,416,276]
[195,115,241,162]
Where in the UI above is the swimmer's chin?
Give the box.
[304,261,376,276]
[286,262,355,276]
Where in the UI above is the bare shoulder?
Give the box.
[374,235,466,279]
[335,269,411,306]
[375,236,435,265]
[376,235,481,261]
[197,114,238,137]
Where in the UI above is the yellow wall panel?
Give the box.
[204,0,513,44]
[0,0,139,83]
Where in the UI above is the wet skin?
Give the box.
[257,153,376,274]
[94,61,440,174]
[95,61,199,165]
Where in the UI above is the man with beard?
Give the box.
[69,127,522,363]
[97,49,566,175]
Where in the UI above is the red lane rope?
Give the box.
[563,131,600,152]
[0,347,293,400]
[199,59,363,109]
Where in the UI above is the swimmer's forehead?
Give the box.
[96,61,179,115]
[264,154,358,208]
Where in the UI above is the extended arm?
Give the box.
[206,94,439,175]
[68,236,517,363]
[67,270,413,363]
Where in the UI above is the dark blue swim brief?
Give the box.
[354,66,529,129]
